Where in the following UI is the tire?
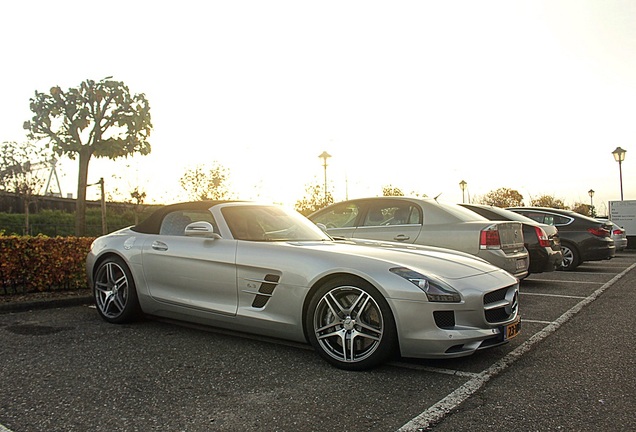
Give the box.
[559,243,580,271]
[93,256,141,324]
[306,278,397,371]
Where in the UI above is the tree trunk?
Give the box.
[75,149,92,236]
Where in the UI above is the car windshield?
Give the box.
[222,205,331,242]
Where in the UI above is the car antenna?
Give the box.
[434,193,442,202]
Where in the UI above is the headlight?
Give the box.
[390,267,461,303]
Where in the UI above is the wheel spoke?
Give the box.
[325,292,347,318]
[102,292,118,313]
[113,293,126,312]
[114,274,127,288]
[350,293,371,319]
[106,263,116,284]
[355,321,383,339]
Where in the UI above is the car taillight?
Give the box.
[588,227,610,237]
[613,229,624,235]
[480,226,501,249]
[534,226,551,247]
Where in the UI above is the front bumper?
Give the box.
[389,280,520,359]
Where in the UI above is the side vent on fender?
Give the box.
[251,274,280,308]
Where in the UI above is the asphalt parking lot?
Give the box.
[1,251,635,432]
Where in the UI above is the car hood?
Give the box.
[297,239,506,281]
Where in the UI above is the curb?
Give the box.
[0,295,94,313]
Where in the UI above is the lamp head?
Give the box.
[612,146,626,163]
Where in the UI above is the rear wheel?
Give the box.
[93,256,141,323]
[559,243,580,271]
[306,278,397,371]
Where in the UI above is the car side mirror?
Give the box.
[185,221,221,239]
[316,223,328,233]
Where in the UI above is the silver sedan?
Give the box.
[86,201,521,370]
[309,197,529,279]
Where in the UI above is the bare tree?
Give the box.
[530,195,567,209]
[382,185,404,196]
[0,141,50,234]
[477,187,524,208]
[295,182,333,216]
[571,202,592,216]
[179,162,232,200]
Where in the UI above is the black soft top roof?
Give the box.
[132,201,233,234]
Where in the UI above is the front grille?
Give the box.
[485,307,511,323]
[483,284,518,324]
[433,311,455,329]
[484,287,507,304]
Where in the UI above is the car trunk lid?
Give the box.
[481,222,524,253]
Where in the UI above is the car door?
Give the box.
[352,199,423,243]
[141,210,238,315]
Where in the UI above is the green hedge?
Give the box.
[0,236,95,295]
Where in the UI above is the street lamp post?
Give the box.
[612,146,627,201]
[588,189,595,217]
[318,151,331,204]
[459,180,467,203]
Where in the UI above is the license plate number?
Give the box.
[505,318,521,340]
[516,258,527,270]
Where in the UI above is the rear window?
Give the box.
[425,202,488,224]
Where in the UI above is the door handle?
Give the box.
[151,241,168,251]
[393,235,410,242]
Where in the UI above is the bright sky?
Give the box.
[1,0,635,213]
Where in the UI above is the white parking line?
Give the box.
[396,262,636,432]
[570,271,621,275]
[525,279,602,284]
[521,319,553,325]
[0,424,13,432]
[520,292,586,299]
[389,362,480,378]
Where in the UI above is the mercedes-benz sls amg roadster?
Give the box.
[86,201,520,370]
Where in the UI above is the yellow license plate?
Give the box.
[505,318,521,340]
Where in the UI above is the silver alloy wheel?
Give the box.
[561,245,575,269]
[312,285,384,364]
[94,261,130,319]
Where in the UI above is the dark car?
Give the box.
[460,203,563,274]
[507,207,615,271]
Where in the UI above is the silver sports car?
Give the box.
[86,201,521,370]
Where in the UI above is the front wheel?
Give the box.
[559,243,580,271]
[306,278,397,371]
[93,256,141,324]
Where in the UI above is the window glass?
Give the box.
[552,215,571,226]
[160,210,217,236]
[311,203,359,228]
[363,205,390,226]
[362,203,421,226]
[520,212,546,224]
